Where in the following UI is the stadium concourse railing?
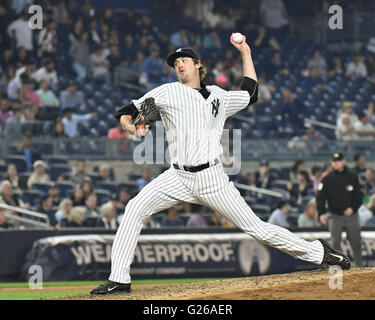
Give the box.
[0,203,50,229]
[1,136,375,162]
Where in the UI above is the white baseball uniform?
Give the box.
[109,82,324,284]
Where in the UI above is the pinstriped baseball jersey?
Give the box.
[132,82,251,166]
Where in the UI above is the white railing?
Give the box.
[0,203,50,229]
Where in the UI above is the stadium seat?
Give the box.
[49,164,72,181]
[94,189,111,205]
[45,155,69,166]
[55,181,75,198]
[95,181,119,195]
[5,155,28,173]
[32,182,53,193]
[22,190,42,207]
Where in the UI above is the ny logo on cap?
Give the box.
[176,48,182,52]
[334,153,339,157]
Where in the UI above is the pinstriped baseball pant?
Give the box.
[109,163,324,284]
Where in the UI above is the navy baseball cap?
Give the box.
[332,152,345,161]
[167,47,200,67]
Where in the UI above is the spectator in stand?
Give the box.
[4,106,23,140]
[203,5,222,29]
[0,180,27,208]
[354,112,375,141]
[256,160,273,189]
[307,50,327,76]
[52,120,68,138]
[161,207,183,227]
[84,193,99,218]
[365,53,375,76]
[346,54,368,78]
[37,193,57,226]
[365,169,375,195]
[12,46,32,69]
[66,206,87,227]
[0,98,11,131]
[118,188,132,208]
[131,51,146,74]
[336,114,358,141]
[121,34,137,60]
[114,58,140,87]
[268,200,291,228]
[300,124,327,148]
[107,45,121,72]
[337,101,358,126]
[7,13,33,51]
[108,123,131,153]
[36,80,60,107]
[61,107,96,138]
[55,198,73,226]
[137,166,152,190]
[27,160,51,189]
[97,164,113,183]
[302,67,326,90]
[143,216,161,228]
[60,82,85,110]
[298,201,320,227]
[202,31,222,49]
[186,204,208,228]
[17,134,41,171]
[358,194,375,227]
[0,208,13,229]
[287,170,312,206]
[366,34,375,55]
[280,88,305,135]
[254,26,280,50]
[18,79,42,107]
[170,29,189,48]
[368,101,375,126]
[71,160,91,187]
[71,187,85,206]
[7,72,29,101]
[257,75,275,104]
[259,0,290,38]
[143,46,163,90]
[3,163,21,192]
[80,179,94,199]
[38,19,57,56]
[90,45,111,85]
[161,61,177,83]
[310,166,323,193]
[289,160,305,184]
[48,184,61,207]
[327,56,344,77]
[353,153,367,175]
[69,32,90,80]
[96,201,119,229]
[32,59,58,89]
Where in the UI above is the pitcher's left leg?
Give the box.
[196,166,324,264]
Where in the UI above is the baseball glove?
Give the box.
[133,97,158,136]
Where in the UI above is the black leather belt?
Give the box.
[173,159,219,173]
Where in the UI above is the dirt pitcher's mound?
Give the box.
[58,267,375,300]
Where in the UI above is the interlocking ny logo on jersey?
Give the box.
[211,98,220,117]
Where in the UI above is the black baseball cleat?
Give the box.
[90,280,131,295]
[319,239,351,270]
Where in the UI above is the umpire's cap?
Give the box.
[167,47,200,67]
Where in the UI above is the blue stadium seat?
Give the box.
[55,181,75,198]
[49,164,72,181]
[45,155,69,166]
[96,181,119,195]
[6,155,28,173]
[94,189,111,205]
[22,190,42,207]
[32,182,53,193]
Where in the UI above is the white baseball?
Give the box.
[233,32,243,44]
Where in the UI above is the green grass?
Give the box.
[0,278,221,300]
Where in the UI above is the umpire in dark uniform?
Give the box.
[316,152,363,267]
